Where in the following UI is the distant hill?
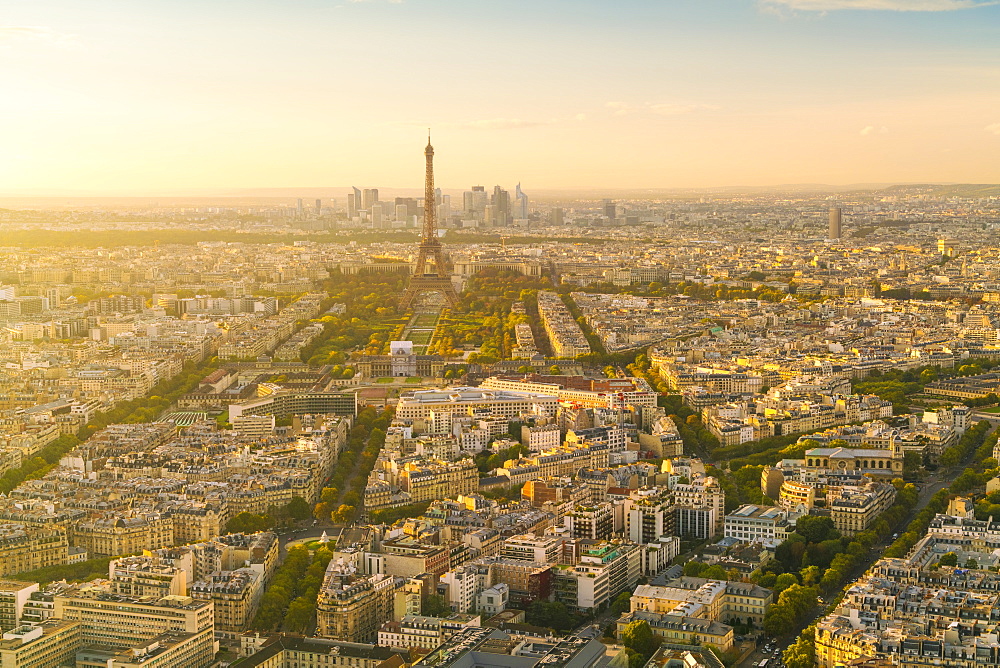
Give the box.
[875,184,1000,198]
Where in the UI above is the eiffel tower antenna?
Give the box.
[400,133,459,310]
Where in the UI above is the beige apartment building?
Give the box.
[0,524,69,577]
[315,566,394,643]
[72,513,174,558]
[190,568,264,640]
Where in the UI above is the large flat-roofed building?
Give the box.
[414,627,610,668]
[109,558,187,599]
[229,390,358,421]
[395,387,558,421]
[52,582,215,656]
[723,505,792,546]
[500,535,564,564]
[480,375,658,411]
[0,619,82,668]
[76,631,216,668]
[0,581,38,633]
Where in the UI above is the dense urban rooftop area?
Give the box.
[1,184,1000,668]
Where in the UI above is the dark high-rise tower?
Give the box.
[400,135,459,310]
[602,198,616,222]
[492,186,510,226]
[829,206,842,240]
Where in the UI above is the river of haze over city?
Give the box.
[1,2,1000,668]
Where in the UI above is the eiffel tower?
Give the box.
[400,134,459,310]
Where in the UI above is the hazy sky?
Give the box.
[2,0,999,193]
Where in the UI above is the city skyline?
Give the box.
[1,0,999,194]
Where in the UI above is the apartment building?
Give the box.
[190,569,265,639]
[398,458,479,505]
[674,476,726,537]
[564,541,641,612]
[627,488,674,544]
[536,291,592,358]
[377,614,480,651]
[73,513,174,558]
[501,535,563,564]
[828,482,897,536]
[0,524,69,577]
[315,564,394,643]
[565,503,615,540]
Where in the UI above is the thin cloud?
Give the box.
[761,0,1000,11]
[391,115,584,131]
[0,26,76,45]
[606,101,720,117]
[648,102,721,116]
[460,118,553,130]
[456,114,587,130]
[986,122,1000,135]
[860,125,889,135]
[606,101,633,117]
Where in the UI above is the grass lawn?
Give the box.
[405,377,424,384]
[411,314,439,328]
[979,406,1000,413]
[376,377,395,383]
[409,329,434,345]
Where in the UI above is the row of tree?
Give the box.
[940,418,994,467]
[312,407,393,525]
[783,423,999,668]
[222,495,313,534]
[250,544,333,633]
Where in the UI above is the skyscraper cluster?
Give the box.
[345,185,452,229]
[460,183,528,227]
